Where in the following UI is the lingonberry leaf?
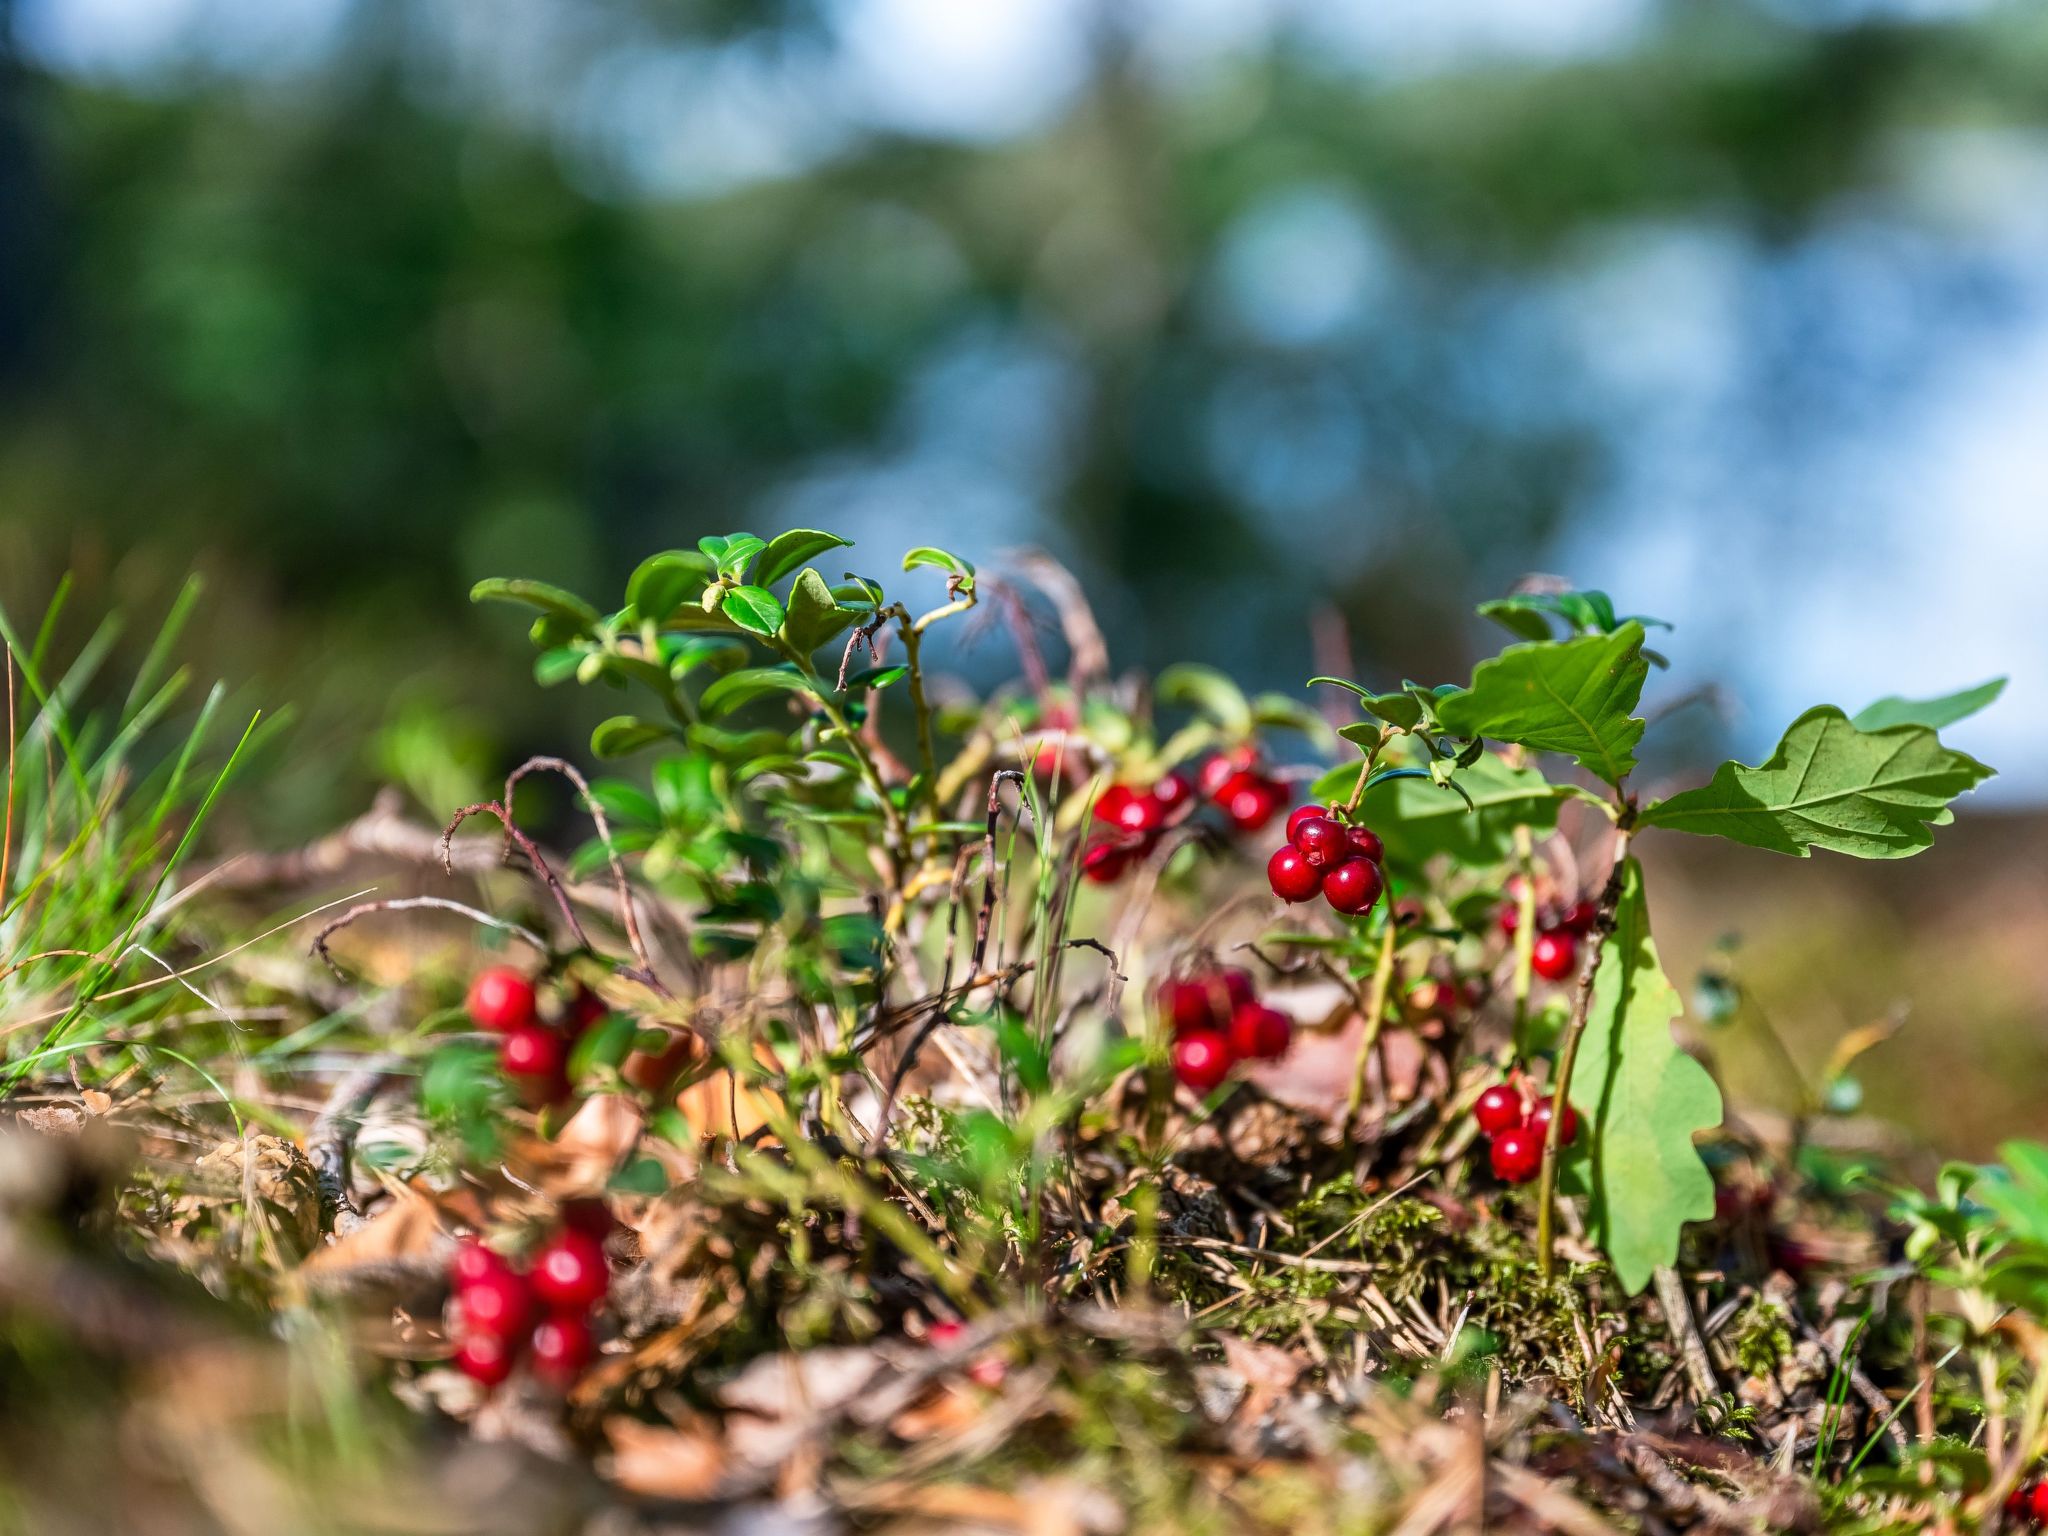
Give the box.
[1477,589,1670,641]
[1310,752,1564,867]
[1850,676,2007,732]
[1567,857,1720,1295]
[720,584,786,638]
[1433,623,1649,786]
[469,577,602,633]
[533,646,585,686]
[1157,664,1252,738]
[625,551,714,622]
[779,568,860,656]
[699,532,766,580]
[901,546,976,592]
[1638,706,1994,858]
[698,665,816,718]
[756,529,853,588]
[590,715,675,758]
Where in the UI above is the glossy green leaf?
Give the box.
[661,635,750,679]
[1639,707,1994,858]
[699,532,765,579]
[626,551,714,621]
[1157,663,1251,738]
[1312,752,1566,867]
[1435,623,1648,786]
[533,647,585,686]
[720,584,786,637]
[567,1012,637,1080]
[590,715,674,758]
[846,663,908,691]
[698,665,816,718]
[469,577,601,632]
[1568,858,1721,1295]
[779,568,860,656]
[586,779,660,826]
[757,529,852,588]
[902,545,976,592]
[1851,677,2007,732]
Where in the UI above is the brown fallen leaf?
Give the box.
[512,1093,645,1197]
[301,1181,446,1272]
[603,1413,728,1501]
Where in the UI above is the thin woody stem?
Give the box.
[1536,814,1635,1281]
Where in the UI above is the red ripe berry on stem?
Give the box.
[455,1330,517,1387]
[1199,746,1257,799]
[1172,1030,1234,1094]
[1081,840,1128,884]
[1528,1095,1580,1147]
[531,1229,610,1312]
[500,1023,567,1082]
[1267,844,1320,903]
[1560,899,1598,934]
[1473,1084,1525,1136]
[2029,1478,2048,1524]
[1218,771,1286,832]
[1151,772,1193,814]
[467,967,537,1033]
[1227,1003,1292,1061]
[1283,803,1329,845]
[451,1238,512,1292]
[1220,968,1255,1010]
[1159,978,1221,1036]
[459,1266,534,1338]
[1530,930,1578,982]
[530,1313,595,1386]
[1344,825,1384,863]
[1490,1127,1543,1184]
[1322,858,1384,915]
[1094,783,1163,835]
[1290,815,1349,869]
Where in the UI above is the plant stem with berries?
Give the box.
[1342,916,1398,1137]
[1535,814,1634,1281]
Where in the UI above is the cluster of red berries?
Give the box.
[1157,966,1293,1093]
[1082,746,1292,884]
[1498,891,1597,982]
[1265,804,1386,916]
[2007,1478,2048,1526]
[1472,1079,1579,1184]
[466,966,607,1103]
[448,1206,613,1389]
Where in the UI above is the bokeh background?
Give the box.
[1,0,2043,1148]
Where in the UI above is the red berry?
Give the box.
[1490,1127,1543,1184]
[500,1023,567,1080]
[459,1266,534,1338]
[1283,803,1330,845]
[1291,815,1348,868]
[567,988,609,1033]
[455,1330,517,1387]
[927,1318,968,1349]
[1152,773,1194,813]
[531,1229,610,1312]
[1344,825,1384,863]
[530,1313,595,1386]
[2005,1483,2030,1524]
[1095,783,1163,835]
[1221,968,1255,1009]
[1321,858,1384,915]
[1473,1084,1525,1136]
[451,1238,512,1292]
[1159,978,1221,1036]
[1559,899,1598,934]
[1227,1003,1292,1061]
[1218,771,1286,832]
[467,967,537,1033]
[1267,844,1321,902]
[1497,902,1521,935]
[1198,747,1257,799]
[1531,930,1578,982]
[1528,1095,1580,1147]
[1172,1029,1234,1094]
[2029,1479,2048,1524]
[1081,840,1128,884]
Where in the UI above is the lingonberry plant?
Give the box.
[468,540,1995,1315]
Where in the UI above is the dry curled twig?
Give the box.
[308,896,546,980]
[441,799,593,953]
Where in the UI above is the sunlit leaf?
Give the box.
[1435,623,1648,786]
